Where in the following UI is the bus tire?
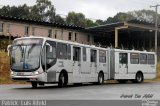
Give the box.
[58,72,67,88]
[135,72,143,83]
[98,72,104,85]
[31,82,37,88]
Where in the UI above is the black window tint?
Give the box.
[73,47,81,61]
[119,53,127,64]
[45,41,57,70]
[57,43,62,59]
[67,45,71,60]
[148,54,155,64]
[62,44,67,59]
[130,53,139,64]
[83,47,86,61]
[99,50,106,63]
[140,53,147,64]
[91,50,97,62]
[57,43,67,59]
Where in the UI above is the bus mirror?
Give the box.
[7,45,11,56]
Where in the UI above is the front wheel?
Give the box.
[98,72,104,85]
[31,82,37,88]
[58,73,67,88]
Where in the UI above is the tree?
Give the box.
[105,12,134,24]
[55,15,65,23]
[128,9,160,23]
[85,19,98,27]
[35,0,56,22]
[66,12,86,27]
[96,19,105,25]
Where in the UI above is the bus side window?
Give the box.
[140,53,147,64]
[119,53,127,64]
[67,45,71,60]
[83,47,86,61]
[130,53,139,64]
[73,47,81,61]
[148,54,155,64]
[91,49,97,62]
[57,43,67,60]
[99,50,106,63]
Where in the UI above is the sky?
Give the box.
[0,0,159,20]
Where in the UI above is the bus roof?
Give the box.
[13,36,109,50]
[114,49,155,54]
[13,36,156,54]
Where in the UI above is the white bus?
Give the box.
[8,36,156,88]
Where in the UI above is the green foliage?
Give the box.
[105,12,135,24]
[0,0,57,22]
[66,12,86,27]
[0,38,11,52]
[128,9,160,23]
[0,0,159,28]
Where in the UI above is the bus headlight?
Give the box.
[33,70,43,75]
[11,71,14,75]
[34,71,39,75]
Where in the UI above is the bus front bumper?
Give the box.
[11,72,46,82]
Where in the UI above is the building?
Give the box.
[0,15,94,45]
[0,15,160,60]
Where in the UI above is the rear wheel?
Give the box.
[134,72,143,83]
[31,82,37,88]
[98,72,104,85]
[58,73,67,88]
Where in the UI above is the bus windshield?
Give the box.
[11,38,43,71]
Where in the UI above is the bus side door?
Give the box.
[118,53,128,75]
[90,49,97,75]
[72,46,81,82]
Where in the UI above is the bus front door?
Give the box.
[72,47,81,82]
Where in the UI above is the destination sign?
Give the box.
[13,38,43,45]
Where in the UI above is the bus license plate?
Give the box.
[17,72,24,76]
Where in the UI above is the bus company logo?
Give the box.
[142,100,159,106]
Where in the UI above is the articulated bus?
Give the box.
[8,36,157,88]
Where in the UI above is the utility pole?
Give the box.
[150,4,160,55]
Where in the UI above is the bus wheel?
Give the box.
[58,73,67,88]
[31,82,37,88]
[135,72,143,83]
[98,72,104,85]
[117,80,127,84]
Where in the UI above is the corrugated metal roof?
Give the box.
[0,15,84,30]
[86,19,156,33]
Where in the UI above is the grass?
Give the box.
[0,51,26,84]
[0,51,160,84]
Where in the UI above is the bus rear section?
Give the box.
[110,49,156,83]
